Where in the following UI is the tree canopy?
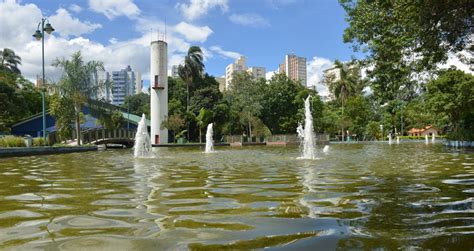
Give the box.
[340,0,473,102]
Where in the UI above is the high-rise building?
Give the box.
[246,67,266,80]
[135,71,142,94]
[225,56,266,89]
[110,65,140,105]
[225,56,247,89]
[279,54,307,86]
[95,71,113,102]
[171,65,180,78]
[215,77,226,93]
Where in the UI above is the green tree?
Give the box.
[189,74,222,114]
[340,0,473,102]
[403,97,436,132]
[178,46,204,112]
[426,69,474,140]
[261,73,303,134]
[53,51,106,145]
[365,121,381,141]
[345,95,371,140]
[122,93,150,117]
[49,94,75,141]
[168,77,187,115]
[0,70,42,133]
[195,108,213,143]
[0,48,22,74]
[324,60,364,140]
[162,113,185,143]
[228,72,267,137]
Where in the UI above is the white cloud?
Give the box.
[229,13,270,28]
[0,0,43,50]
[68,4,82,13]
[307,56,333,96]
[174,22,213,43]
[177,0,228,20]
[266,0,298,9]
[0,0,223,90]
[209,46,241,59]
[88,0,140,20]
[49,8,102,38]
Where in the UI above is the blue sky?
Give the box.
[0,0,360,95]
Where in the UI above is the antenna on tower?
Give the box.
[150,28,153,42]
[164,18,167,42]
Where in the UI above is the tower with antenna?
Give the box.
[150,31,168,144]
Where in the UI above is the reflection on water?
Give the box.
[0,143,473,249]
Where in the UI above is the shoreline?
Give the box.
[0,145,98,158]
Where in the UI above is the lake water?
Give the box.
[1,143,473,250]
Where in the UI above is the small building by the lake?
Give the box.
[408,125,439,137]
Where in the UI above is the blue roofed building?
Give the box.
[11,101,150,138]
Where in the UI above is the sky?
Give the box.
[1,0,470,96]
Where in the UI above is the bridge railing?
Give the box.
[81,128,136,144]
[47,128,136,145]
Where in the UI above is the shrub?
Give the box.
[32,137,48,146]
[0,136,26,147]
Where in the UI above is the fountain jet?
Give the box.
[432,133,435,143]
[425,134,429,145]
[134,114,152,158]
[205,123,214,153]
[297,96,316,159]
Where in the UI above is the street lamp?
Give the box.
[33,18,54,139]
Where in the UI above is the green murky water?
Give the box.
[0,143,473,250]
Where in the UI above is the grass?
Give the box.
[32,137,48,146]
[0,136,26,147]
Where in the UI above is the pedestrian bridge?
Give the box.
[48,128,136,148]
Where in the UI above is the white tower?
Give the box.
[150,40,168,144]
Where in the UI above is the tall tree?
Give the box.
[0,48,22,74]
[261,73,308,134]
[228,72,267,137]
[426,69,474,140]
[53,51,106,145]
[178,46,204,112]
[122,93,150,117]
[324,60,364,140]
[340,0,473,102]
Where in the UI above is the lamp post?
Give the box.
[33,18,55,139]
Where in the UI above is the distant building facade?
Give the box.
[110,65,141,105]
[408,125,439,137]
[215,77,226,93]
[279,54,307,86]
[225,56,247,89]
[171,65,180,78]
[246,67,266,80]
[225,56,266,90]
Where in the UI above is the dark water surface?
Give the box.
[0,143,473,250]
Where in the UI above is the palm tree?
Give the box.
[53,51,106,145]
[325,60,363,140]
[178,46,204,111]
[0,48,22,74]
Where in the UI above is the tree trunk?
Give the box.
[75,104,81,145]
[248,121,252,141]
[186,82,190,141]
[75,113,81,146]
[186,83,190,112]
[199,128,202,143]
